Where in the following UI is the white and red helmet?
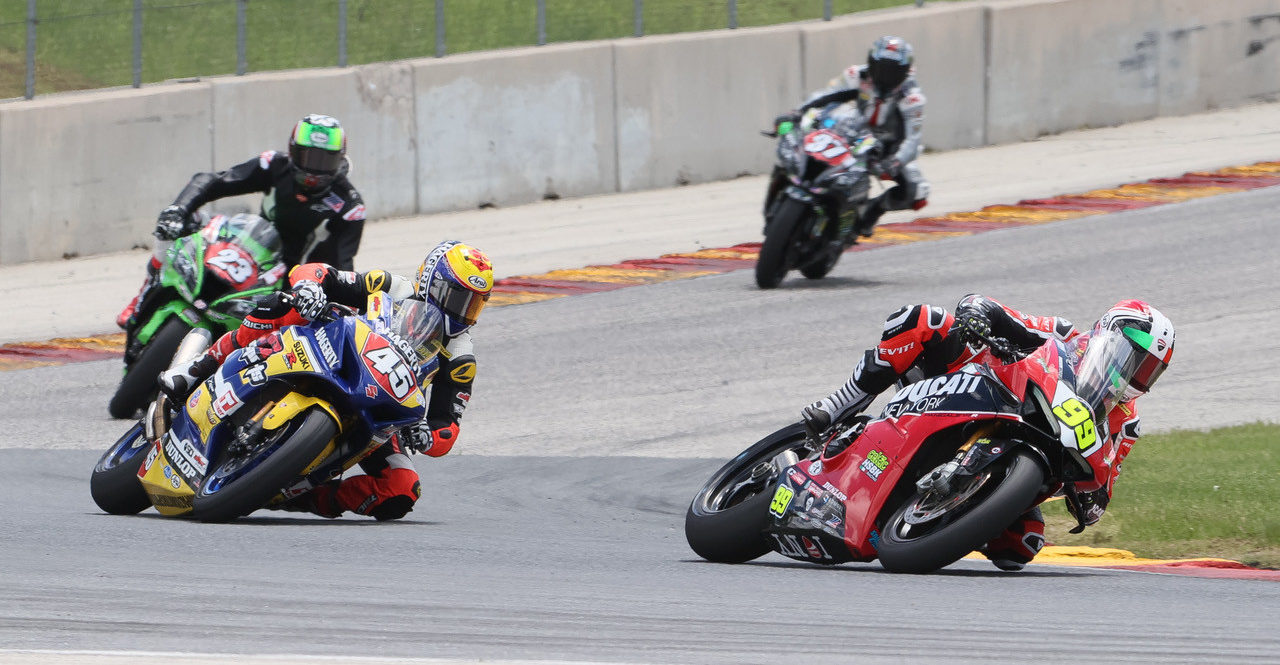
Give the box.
[1093,300,1175,399]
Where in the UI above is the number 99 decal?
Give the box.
[769,485,795,517]
[1052,397,1098,453]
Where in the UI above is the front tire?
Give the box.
[192,408,337,522]
[755,198,809,289]
[799,246,840,280]
[685,423,811,563]
[90,423,154,515]
[109,318,191,419]
[877,450,1044,574]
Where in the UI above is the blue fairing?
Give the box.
[175,307,438,474]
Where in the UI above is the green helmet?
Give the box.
[289,114,346,193]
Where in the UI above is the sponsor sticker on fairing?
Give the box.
[860,450,889,482]
[315,328,339,367]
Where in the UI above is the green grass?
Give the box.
[0,0,944,98]
[1043,422,1280,568]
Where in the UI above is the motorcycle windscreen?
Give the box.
[203,214,285,291]
[1066,330,1148,416]
[389,298,445,381]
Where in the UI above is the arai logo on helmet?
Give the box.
[309,130,330,146]
[468,275,488,289]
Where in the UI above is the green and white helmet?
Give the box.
[289,114,346,193]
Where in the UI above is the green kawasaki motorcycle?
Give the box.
[109,213,285,419]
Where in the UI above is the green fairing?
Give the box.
[134,301,209,346]
[204,285,278,327]
[159,234,206,303]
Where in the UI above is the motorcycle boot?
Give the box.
[117,259,162,329]
[158,352,220,403]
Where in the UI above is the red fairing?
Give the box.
[804,343,1064,560]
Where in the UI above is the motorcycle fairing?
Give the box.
[765,369,1028,563]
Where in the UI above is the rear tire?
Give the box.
[90,423,154,515]
[755,198,809,289]
[109,319,191,419]
[192,408,337,522]
[685,423,810,563]
[877,450,1044,574]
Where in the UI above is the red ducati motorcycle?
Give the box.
[686,330,1140,573]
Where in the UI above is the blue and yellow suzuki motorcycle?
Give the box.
[109,213,286,419]
[91,293,442,522]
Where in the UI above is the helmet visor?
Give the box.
[291,145,344,175]
[428,277,488,327]
[868,59,908,94]
[1069,330,1164,414]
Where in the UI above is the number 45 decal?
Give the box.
[1053,397,1097,453]
[363,345,415,401]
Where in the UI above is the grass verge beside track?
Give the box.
[1043,422,1280,568]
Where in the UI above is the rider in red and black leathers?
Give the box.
[160,251,486,521]
[801,294,1145,570]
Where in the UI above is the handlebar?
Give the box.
[970,330,1021,364]
[278,291,356,323]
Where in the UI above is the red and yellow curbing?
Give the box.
[965,546,1280,581]
[0,334,124,371]
[4,160,1279,369]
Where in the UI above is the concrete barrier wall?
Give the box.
[0,84,213,264]
[986,0,1166,145]
[614,26,802,191]
[411,43,616,212]
[207,65,418,219]
[1159,0,1280,115]
[4,0,1280,265]
[800,4,988,150]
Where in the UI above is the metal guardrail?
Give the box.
[2,0,932,100]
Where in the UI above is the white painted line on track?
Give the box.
[0,650,654,665]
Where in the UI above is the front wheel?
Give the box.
[755,197,810,289]
[90,423,154,515]
[191,407,337,522]
[877,449,1044,574]
[685,423,812,563]
[799,245,841,280]
[109,318,191,419]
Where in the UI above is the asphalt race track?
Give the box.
[1,187,1279,663]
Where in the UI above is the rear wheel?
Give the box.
[192,407,337,522]
[109,318,191,419]
[755,198,810,289]
[685,423,811,563]
[877,449,1044,574]
[90,423,154,515]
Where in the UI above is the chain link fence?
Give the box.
[0,0,931,100]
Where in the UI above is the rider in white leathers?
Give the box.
[794,36,930,236]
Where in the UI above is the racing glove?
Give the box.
[153,205,193,240]
[289,281,328,320]
[1065,487,1109,532]
[401,420,460,457]
[952,304,993,347]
